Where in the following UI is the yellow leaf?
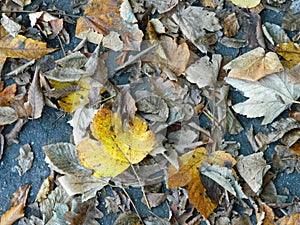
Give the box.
[0,25,57,73]
[49,79,90,114]
[77,137,130,178]
[231,0,261,8]
[0,185,30,225]
[168,147,236,218]
[77,108,156,177]
[75,0,143,50]
[223,47,284,81]
[276,42,300,68]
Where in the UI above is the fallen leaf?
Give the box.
[15,143,34,176]
[231,0,261,8]
[0,25,56,73]
[0,82,17,106]
[223,13,240,37]
[147,0,178,13]
[5,118,27,145]
[113,212,142,225]
[1,13,21,37]
[168,147,236,218]
[225,72,300,124]
[27,67,44,119]
[237,152,271,193]
[184,54,222,88]
[263,22,290,45]
[141,192,168,208]
[223,47,284,81]
[75,0,143,50]
[277,213,300,225]
[276,42,300,68]
[282,12,300,32]
[273,145,300,174]
[0,107,18,125]
[43,142,93,176]
[77,108,156,177]
[0,184,30,225]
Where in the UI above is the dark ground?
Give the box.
[0,0,300,224]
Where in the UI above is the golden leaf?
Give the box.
[223,47,284,81]
[0,185,30,225]
[231,0,261,8]
[0,25,57,73]
[276,42,300,68]
[77,108,156,177]
[168,147,236,218]
[75,0,143,50]
[48,79,90,114]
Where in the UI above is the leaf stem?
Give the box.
[292,100,300,105]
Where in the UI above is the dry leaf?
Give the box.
[282,12,300,32]
[0,107,18,125]
[225,72,300,124]
[231,0,261,8]
[27,67,44,119]
[223,47,284,81]
[1,13,21,37]
[77,108,156,177]
[277,213,300,225]
[168,147,236,218]
[113,212,142,225]
[0,82,17,106]
[223,13,240,37]
[237,152,270,193]
[263,22,290,45]
[184,54,222,88]
[15,143,34,176]
[276,42,300,68]
[0,25,56,73]
[147,0,178,13]
[0,184,30,225]
[75,0,143,50]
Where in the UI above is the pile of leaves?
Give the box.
[1,0,300,224]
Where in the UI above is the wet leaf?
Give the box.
[43,142,93,176]
[276,42,300,68]
[0,185,30,225]
[75,0,143,50]
[225,72,300,124]
[223,47,284,81]
[237,152,271,193]
[231,0,261,8]
[15,143,34,176]
[168,147,236,218]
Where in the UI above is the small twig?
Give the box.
[119,184,145,225]
[57,35,66,57]
[90,95,116,107]
[48,11,82,18]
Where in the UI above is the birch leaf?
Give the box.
[225,72,300,124]
[27,67,44,119]
[223,47,284,81]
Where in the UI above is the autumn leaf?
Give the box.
[225,72,300,124]
[168,147,236,218]
[0,82,17,106]
[75,0,143,50]
[231,0,261,8]
[0,25,57,73]
[77,108,156,178]
[0,184,30,225]
[223,47,284,81]
[276,42,300,68]
[277,213,300,225]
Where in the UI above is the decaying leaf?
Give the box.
[276,42,300,68]
[282,12,300,32]
[77,108,155,177]
[223,47,284,81]
[237,152,270,193]
[168,147,236,218]
[75,0,143,50]
[231,0,261,8]
[225,72,300,124]
[15,143,34,176]
[184,54,222,88]
[0,25,56,73]
[0,184,30,225]
[273,145,300,174]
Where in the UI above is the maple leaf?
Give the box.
[0,25,57,73]
[276,42,300,68]
[225,72,300,124]
[168,147,236,218]
[231,0,261,8]
[77,108,156,178]
[0,184,30,225]
[75,0,143,51]
[223,47,284,81]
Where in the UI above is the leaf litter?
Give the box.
[1,0,300,224]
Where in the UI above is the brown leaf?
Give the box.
[27,67,44,119]
[223,47,284,81]
[113,212,142,225]
[277,213,300,225]
[223,13,240,37]
[0,185,30,225]
[0,82,17,107]
[75,0,143,50]
[0,25,57,73]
